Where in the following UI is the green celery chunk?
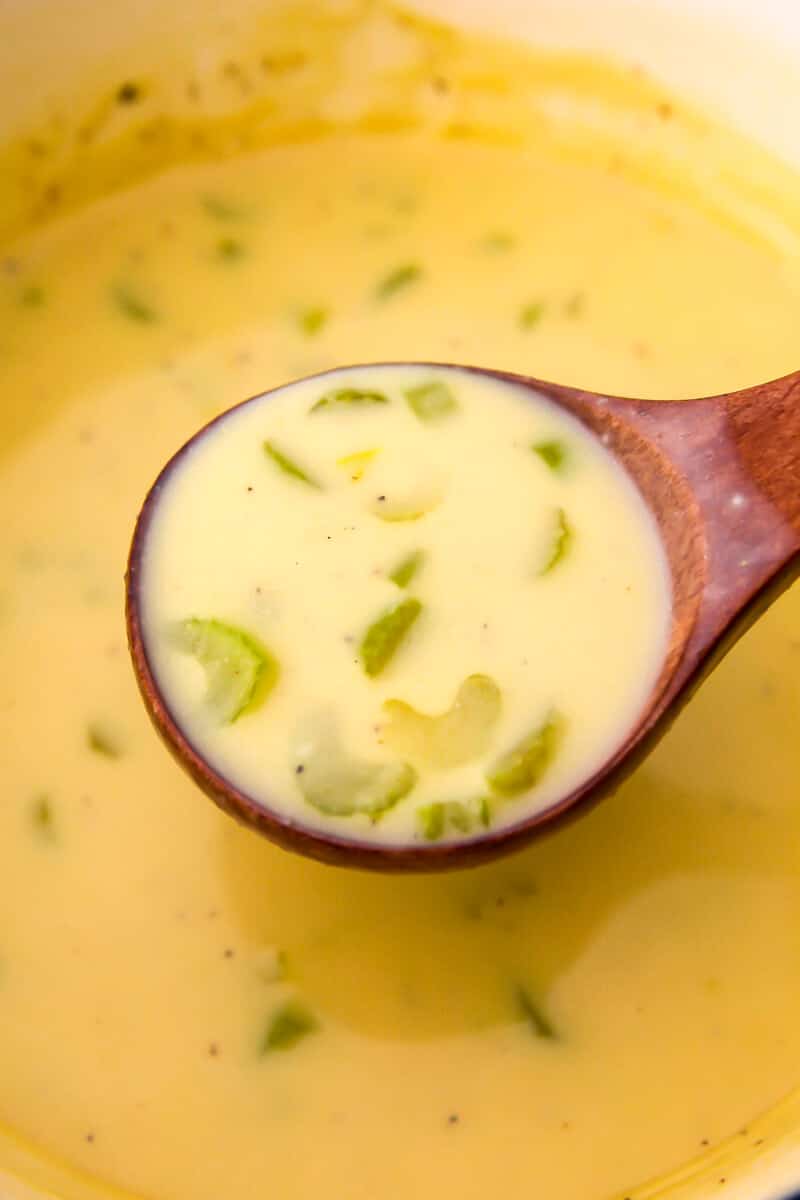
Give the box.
[298,306,328,337]
[540,507,573,574]
[260,1002,318,1053]
[486,710,564,798]
[310,387,389,414]
[519,301,545,330]
[405,380,459,422]
[263,440,321,489]
[374,262,423,300]
[383,674,502,768]
[29,794,56,842]
[532,439,569,473]
[418,802,446,841]
[87,721,122,759]
[516,985,559,1041]
[293,714,417,818]
[360,597,422,677]
[111,282,158,324]
[417,797,491,842]
[216,237,246,262]
[200,193,243,222]
[388,549,424,588]
[171,618,278,724]
[19,284,45,308]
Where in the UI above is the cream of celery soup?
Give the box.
[2,4,800,1200]
[138,365,669,843]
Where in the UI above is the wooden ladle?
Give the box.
[126,365,800,872]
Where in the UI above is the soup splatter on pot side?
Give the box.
[1,5,800,1200]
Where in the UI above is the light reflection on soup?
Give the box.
[1,9,800,1200]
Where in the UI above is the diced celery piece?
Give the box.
[260,1002,318,1053]
[405,380,459,422]
[374,263,423,300]
[336,448,379,481]
[418,802,446,841]
[540,508,573,574]
[417,797,492,841]
[516,985,559,1040]
[216,237,246,262]
[519,301,544,330]
[171,618,278,724]
[263,440,321,489]
[310,387,388,414]
[532,439,568,473]
[298,306,328,337]
[292,714,417,818]
[111,282,158,324]
[359,598,422,677]
[383,674,501,768]
[200,194,243,222]
[30,794,56,843]
[388,549,424,588]
[486,710,564,798]
[87,721,122,758]
[20,284,45,308]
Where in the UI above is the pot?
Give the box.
[0,2,798,1199]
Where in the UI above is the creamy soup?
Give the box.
[137,364,669,844]
[2,6,800,1200]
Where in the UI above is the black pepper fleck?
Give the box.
[116,81,142,105]
[295,764,305,775]
[377,495,387,502]
[447,1113,460,1125]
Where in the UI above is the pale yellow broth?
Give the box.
[2,25,800,1200]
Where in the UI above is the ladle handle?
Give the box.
[610,370,800,706]
[720,370,800,533]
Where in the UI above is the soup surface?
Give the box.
[138,364,668,843]
[1,7,800,1200]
